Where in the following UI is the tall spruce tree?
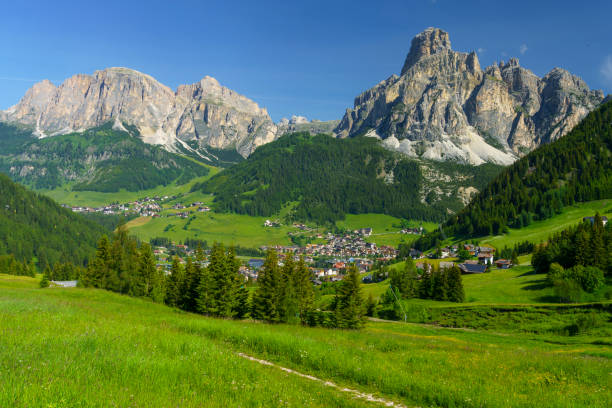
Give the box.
[446,266,465,303]
[334,264,365,329]
[251,250,282,322]
[196,264,214,315]
[390,258,418,298]
[166,257,184,308]
[293,256,314,323]
[280,255,298,323]
[233,277,250,319]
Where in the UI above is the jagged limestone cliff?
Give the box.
[1,68,277,158]
[335,28,604,165]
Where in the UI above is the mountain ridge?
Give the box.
[334,27,604,165]
[0,67,278,159]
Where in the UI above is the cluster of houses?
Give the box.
[65,196,169,217]
[261,232,397,261]
[169,202,211,217]
[400,227,423,234]
[409,244,514,274]
[241,255,373,284]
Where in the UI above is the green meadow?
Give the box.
[126,212,294,247]
[337,214,438,247]
[1,274,610,408]
[40,163,220,208]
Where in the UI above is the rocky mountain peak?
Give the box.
[401,27,452,74]
[335,28,604,166]
[1,68,278,158]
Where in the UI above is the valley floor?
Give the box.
[1,274,610,407]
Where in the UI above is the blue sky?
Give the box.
[1,0,611,122]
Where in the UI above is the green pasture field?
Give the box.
[1,274,610,407]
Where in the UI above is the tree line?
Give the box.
[59,225,367,329]
[366,259,464,320]
[531,214,611,302]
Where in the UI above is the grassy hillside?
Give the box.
[0,122,209,192]
[126,212,295,248]
[0,173,106,266]
[42,167,220,208]
[336,214,438,247]
[193,132,502,224]
[2,274,610,407]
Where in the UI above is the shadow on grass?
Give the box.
[517,270,544,278]
[535,295,560,303]
[522,279,549,291]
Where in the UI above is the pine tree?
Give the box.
[251,250,281,322]
[86,235,111,288]
[166,257,184,308]
[196,265,214,315]
[511,250,519,266]
[39,270,50,288]
[233,278,250,319]
[446,266,465,303]
[419,269,434,299]
[181,258,196,310]
[137,243,158,299]
[27,259,37,278]
[334,264,365,329]
[590,213,606,270]
[432,269,449,301]
[206,243,238,317]
[365,293,377,317]
[280,255,298,323]
[574,228,590,266]
[293,256,314,323]
[390,258,418,298]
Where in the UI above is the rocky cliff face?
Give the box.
[276,115,340,136]
[335,27,604,165]
[1,68,278,158]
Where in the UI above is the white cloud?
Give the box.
[519,44,528,55]
[601,55,612,84]
[477,48,485,54]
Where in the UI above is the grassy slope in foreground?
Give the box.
[1,274,610,408]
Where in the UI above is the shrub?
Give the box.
[553,279,584,303]
[546,262,566,285]
[571,265,604,293]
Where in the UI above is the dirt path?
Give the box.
[237,353,409,407]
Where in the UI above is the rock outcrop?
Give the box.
[276,115,339,136]
[335,27,604,165]
[1,68,278,157]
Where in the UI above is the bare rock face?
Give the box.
[2,68,278,157]
[335,28,604,165]
[275,115,339,136]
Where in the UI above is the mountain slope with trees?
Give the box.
[193,132,503,224]
[415,98,612,249]
[0,122,209,192]
[0,173,107,266]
